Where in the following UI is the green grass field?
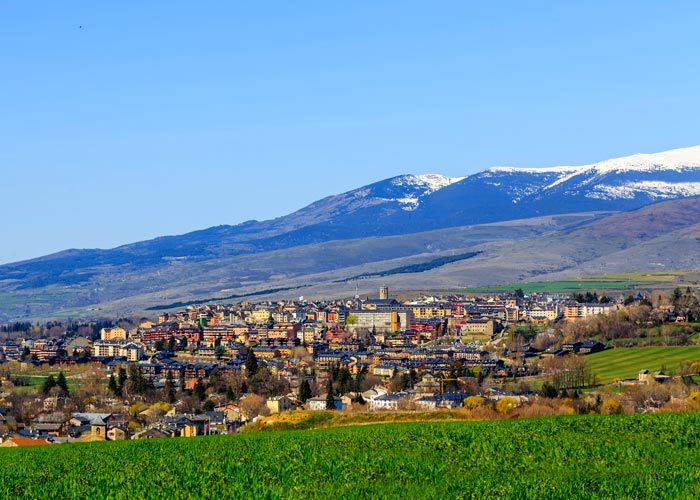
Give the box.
[1,413,699,498]
[462,270,700,294]
[586,346,700,383]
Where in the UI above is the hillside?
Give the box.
[2,145,700,320]
[1,414,698,498]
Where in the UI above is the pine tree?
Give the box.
[194,378,206,401]
[245,350,258,376]
[108,374,119,396]
[325,377,335,410]
[299,379,312,403]
[56,371,69,395]
[164,372,176,403]
[42,375,56,395]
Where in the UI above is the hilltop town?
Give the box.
[0,285,698,446]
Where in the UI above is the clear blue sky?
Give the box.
[2,1,699,264]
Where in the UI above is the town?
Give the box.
[0,285,698,446]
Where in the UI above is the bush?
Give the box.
[464,396,486,409]
[495,397,518,415]
[600,398,624,415]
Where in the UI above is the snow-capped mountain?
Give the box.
[415,145,700,226]
[484,145,700,203]
[3,145,700,320]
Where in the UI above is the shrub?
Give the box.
[464,396,486,409]
[495,397,518,415]
[600,398,624,415]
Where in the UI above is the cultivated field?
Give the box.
[462,270,700,294]
[1,413,699,498]
[587,346,700,383]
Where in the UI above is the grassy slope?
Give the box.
[1,413,699,498]
[587,346,700,383]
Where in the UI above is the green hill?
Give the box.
[587,346,700,383]
[1,412,699,498]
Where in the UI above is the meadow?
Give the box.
[461,270,699,294]
[586,346,700,383]
[1,412,699,498]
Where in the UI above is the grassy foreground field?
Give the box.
[587,346,700,383]
[1,413,699,498]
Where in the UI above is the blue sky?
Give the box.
[2,1,700,264]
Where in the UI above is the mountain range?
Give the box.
[2,145,700,321]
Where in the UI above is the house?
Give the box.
[638,369,671,384]
[306,395,345,411]
[372,364,396,378]
[579,341,605,354]
[368,393,406,411]
[0,436,51,447]
[266,395,294,413]
[414,374,441,395]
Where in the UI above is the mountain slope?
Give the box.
[2,146,700,320]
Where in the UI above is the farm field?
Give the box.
[1,413,699,498]
[586,346,700,383]
[461,270,699,294]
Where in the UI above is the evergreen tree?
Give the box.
[41,374,57,395]
[194,378,207,401]
[108,374,119,396]
[325,377,335,410]
[245,350,259,376]
[164,372,176,403]
[299,379,312,403]
[336,367,352,395]
[56,371,69,395]
[167,336,176,353]
[127,364,145,395]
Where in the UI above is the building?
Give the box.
[100,327,128,341]
[379,286,389,300]
[266,396,294,413]
[460,319,496,337]
[92,340,143,360]
[346,309,413,332]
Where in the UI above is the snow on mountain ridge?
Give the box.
[388,174,465,210]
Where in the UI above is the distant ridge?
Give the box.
[1,146,700,320]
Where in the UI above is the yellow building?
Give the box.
[100,327,127,341]
[411,306,453,319]
[460,319,496,337]
[250,309,272,324]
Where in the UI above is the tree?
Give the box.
[240,394,269,420]
[541,382,558,398]
[41,375,57,395]
[325,378,335,410]
[108,374,120,396]
[167,336,176,353]
[118,367,128,388]
[56,371,69,395]
[193,378,207,401]
[299,379,312,403]
[495,396,518,414]
[127,364,149,395]
[245,350,259,376]
[335,367,352,395]
[20,347,30,361]
[215,345,225,360]
[164,372,176,404]
[600,398,624,415]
